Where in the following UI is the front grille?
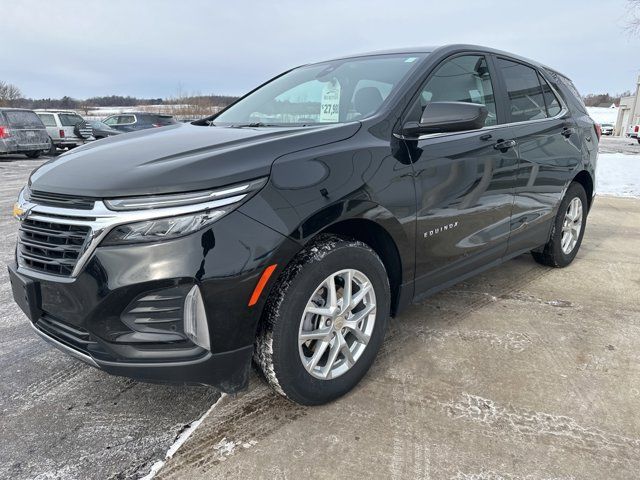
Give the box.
[18,218,90,276]
[29,190,95,210]
[36,315,97,354]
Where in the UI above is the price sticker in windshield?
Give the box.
[319,79,341,123]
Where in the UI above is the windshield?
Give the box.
[214,53,426,126]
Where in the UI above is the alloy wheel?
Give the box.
[561,197,583,254]
[298,269,377,380]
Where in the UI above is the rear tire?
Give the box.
[254,235,390,405]
[25,151,41,159]
[532,182,588,268]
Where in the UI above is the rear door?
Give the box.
[403,53,519,296]
[492,57,582,255]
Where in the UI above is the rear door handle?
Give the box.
[493,139,516,151]
[562,127,576,138]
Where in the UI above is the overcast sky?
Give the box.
[2,0,639,99]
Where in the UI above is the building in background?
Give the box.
[615,75,640,136]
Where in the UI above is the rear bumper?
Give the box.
[0,139,50,153]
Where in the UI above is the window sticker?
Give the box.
[468,89,482,103]
[319,78,341,123]
[405,57,417,63]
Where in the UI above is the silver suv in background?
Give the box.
[0,108,51,158]
[35,110,93,154]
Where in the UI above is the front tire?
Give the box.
[254,235,390,405]
[532,182,588,267]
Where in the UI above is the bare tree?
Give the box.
[626,0,640,34]
[0,80,22,107]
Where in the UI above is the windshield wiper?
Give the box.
[230,122,273,128]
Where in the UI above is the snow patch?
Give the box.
[140,393,227,480]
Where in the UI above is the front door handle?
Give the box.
[493,139,516,151]
[562,127,576,138]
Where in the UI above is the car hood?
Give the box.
[29,122,360,198]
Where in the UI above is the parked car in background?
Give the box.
[0,108,51,158]
[102,112,176,132]
[88,120,122,139]
[36,110,93,154]
[10,45,598,406]
[600,123,613,136]
[628,125,638,138]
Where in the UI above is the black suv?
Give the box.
[9,45,597,405]
[102,112,176,132]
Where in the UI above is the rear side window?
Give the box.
[497,59,547,122]
[37,113,57,127]
[59,113,84,126]
[117,115,136,125]
[538,74,562,117]
[408,54,497,126]
[4,110,44,128]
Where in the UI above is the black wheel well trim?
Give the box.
[316,217,406,316]
[572,169,594,210]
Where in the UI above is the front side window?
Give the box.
[407,55,497,126]
[213,54,426,126]
[498,59,547,122]
[103,116,117,126]
[37,113,57,127]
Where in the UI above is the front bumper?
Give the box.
[10,211,300,392]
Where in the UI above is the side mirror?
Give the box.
[403,101,488,136]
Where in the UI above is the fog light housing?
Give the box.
[184,285,210,351]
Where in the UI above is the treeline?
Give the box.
[0,80,238,109]
[583,92,631,107]
[11,94,238,110]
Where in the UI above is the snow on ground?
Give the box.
[587,106,618,125]
[597,152,640,198]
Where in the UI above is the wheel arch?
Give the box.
[572,169,594,210]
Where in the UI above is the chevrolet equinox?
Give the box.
[10,45,598,405]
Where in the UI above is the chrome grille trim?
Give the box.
[15,188,248,280]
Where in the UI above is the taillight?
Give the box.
[595,123,602,141]
[152,123,162,128]
[0,126,8,139]
[635,126,639,133]
[59,129,65,138]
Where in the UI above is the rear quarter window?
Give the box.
[59,114,84,126]
[5,111,44,128]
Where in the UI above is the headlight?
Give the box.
[101,178,266,246]
[101,210,228,246]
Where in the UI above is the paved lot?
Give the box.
[1,141,639,479]
[0,155,219,479]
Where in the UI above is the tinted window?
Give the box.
[59,113,84,126]
[214,54,426,125]
[409,55,497,126]
[538,74,562,117]
[151,115,176,125]
[117,115,136,125]
[4,110,44,128]
[37,113,57,127]
[498,59,547,122]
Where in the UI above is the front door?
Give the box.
[402,53,518,297]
